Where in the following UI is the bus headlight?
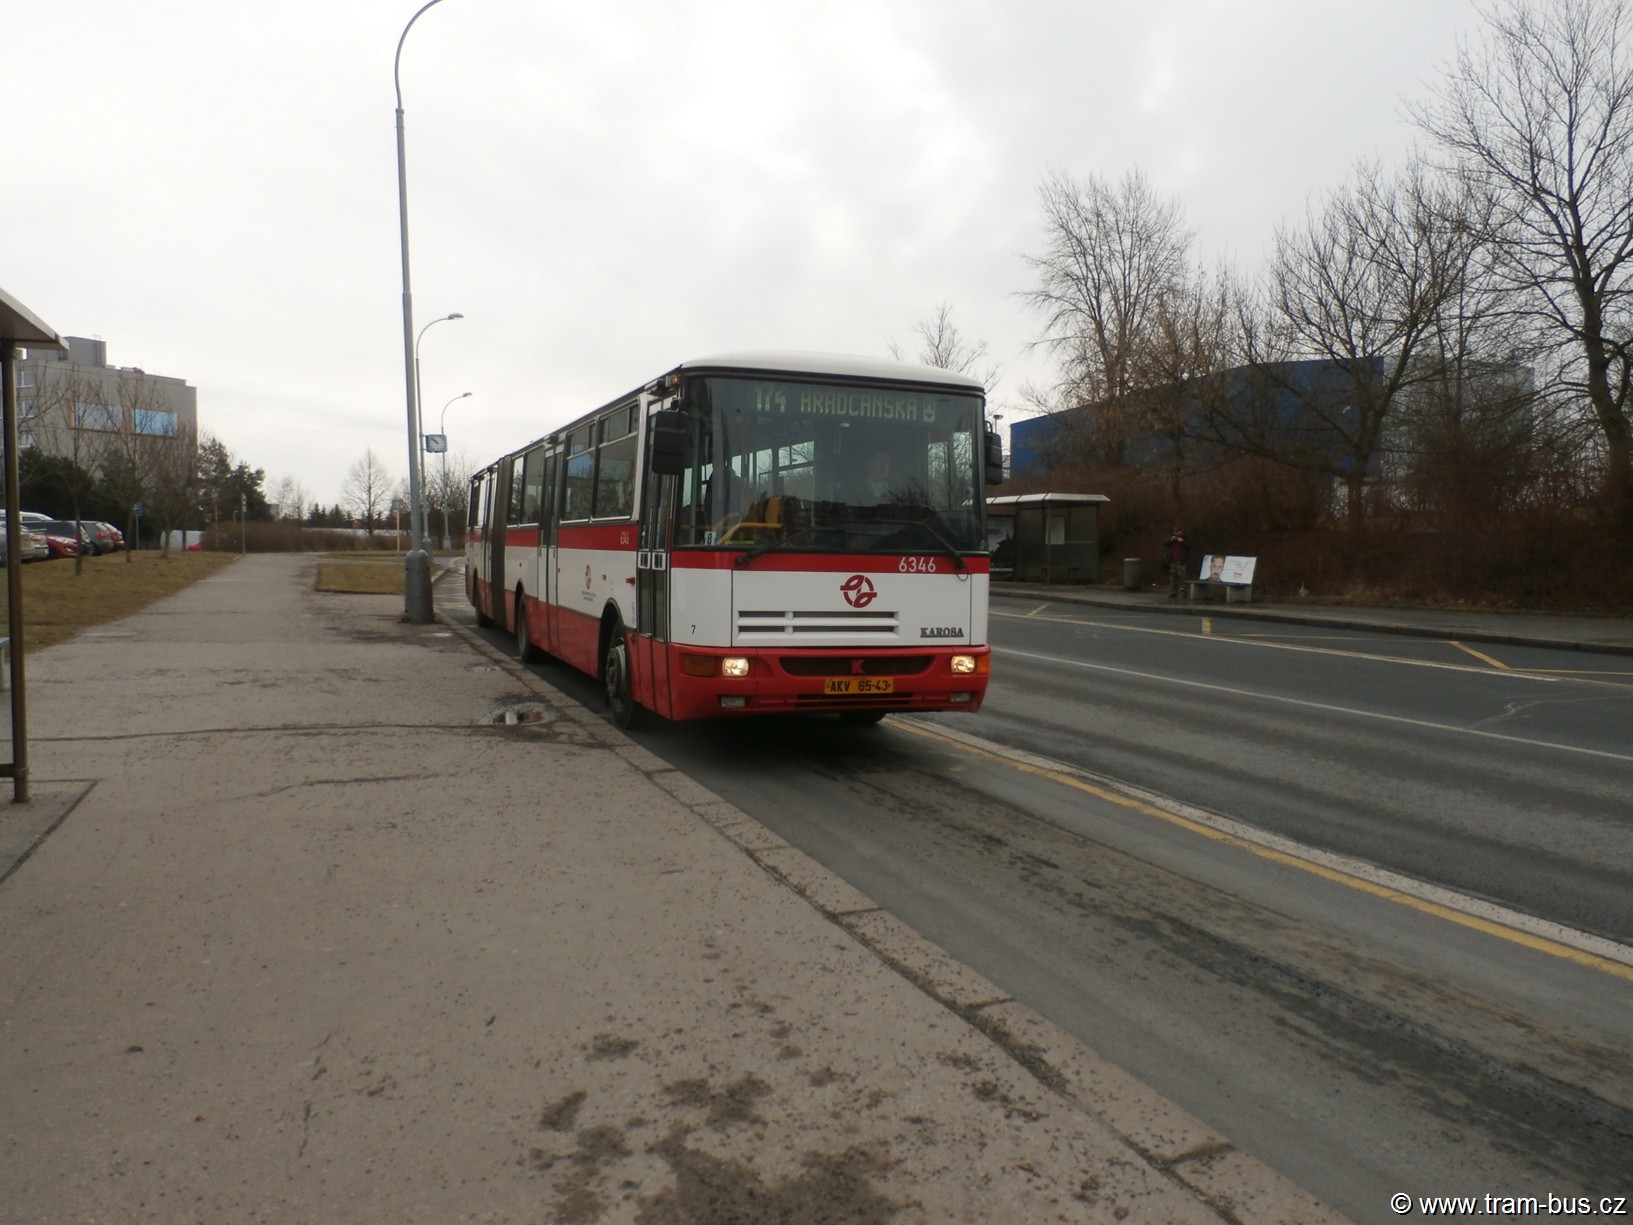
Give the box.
[721,657,751,678]
[950,655,977,675]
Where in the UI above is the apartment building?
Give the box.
[14,335,198,467]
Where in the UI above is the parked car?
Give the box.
[0,515,53,561]
[80,521,119,555]
[0,529,49,566]
[39,533,79,560]
[35,521,91,560]
[95,521,125,551]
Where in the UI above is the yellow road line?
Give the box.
[1508,667,1633,677]
[1451,641,1511,669]
[897,721,1633,984]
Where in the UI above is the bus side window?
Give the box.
[521,447,547,523]
[508,455,527,523]
[594,410,638,519]
[563,427,594,520]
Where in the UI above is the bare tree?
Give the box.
[135,422,200,556]
[888,302,1001,387]
[1021,167,1195,467]
[1127,270,1246,517]
[425,449,473,548]
[270,476,309,522]
[1385,182,1543,524]
[1414,0,1633,526]
[104,370,195,558]
[341,449,394,535]
[1210,159,1486,529]
[23,365,119,570]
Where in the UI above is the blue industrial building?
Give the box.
[1008,359,1386,481]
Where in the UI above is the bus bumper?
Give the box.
[661,644,990,720]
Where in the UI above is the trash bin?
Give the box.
[1123,558,1142,591]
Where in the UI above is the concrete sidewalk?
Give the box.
[0,554,1346,1224]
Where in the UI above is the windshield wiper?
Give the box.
[734,526,821,569]
[734,518,970,572]
[875,518,968,572]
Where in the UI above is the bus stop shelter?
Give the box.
[986,493,1109,585]
[1,286,66,802]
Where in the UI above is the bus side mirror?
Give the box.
[984,429,1005,486]
[649,409,689,476]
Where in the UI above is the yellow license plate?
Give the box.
[823,677,894,696]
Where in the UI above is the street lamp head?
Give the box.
[416,310,465,352]
[440,391,473,433]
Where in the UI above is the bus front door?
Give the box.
[486,464,509,625]
[635,472,675,715]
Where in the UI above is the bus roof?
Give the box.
[673,350,986,392]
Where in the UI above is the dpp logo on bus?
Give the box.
[840,575,877,608]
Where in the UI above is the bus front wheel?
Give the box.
[604,619,643,729]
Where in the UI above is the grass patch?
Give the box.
[3,552,241,652]
[314,558,407,595]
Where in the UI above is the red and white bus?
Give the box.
[465,351,1004,726]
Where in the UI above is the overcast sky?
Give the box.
[5,0,1478,509]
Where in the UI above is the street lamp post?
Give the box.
[394,0,453,623]
[415,312,463,550]
[438,391,471,550]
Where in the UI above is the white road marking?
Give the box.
[998,644,1633,765]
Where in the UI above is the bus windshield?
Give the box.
[672,374,986,554]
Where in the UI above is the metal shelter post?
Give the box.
[0,287,66,803]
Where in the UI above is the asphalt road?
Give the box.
[960,602,1633,942]
[451,595,1633,1224]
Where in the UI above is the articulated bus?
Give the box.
[465,351,1004,726]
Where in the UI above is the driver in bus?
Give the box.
[860,450,894,502]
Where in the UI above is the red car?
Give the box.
[40,532,80,560]
[36,521,87,560]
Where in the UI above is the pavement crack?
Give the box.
[253,773,441,797]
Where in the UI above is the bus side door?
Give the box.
[542,450,561,654]
[487,462,510,622]
[635,469,676,716]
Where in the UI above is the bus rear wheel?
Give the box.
[604,618,643,729]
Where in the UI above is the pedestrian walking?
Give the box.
[1163,527,1190,597]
